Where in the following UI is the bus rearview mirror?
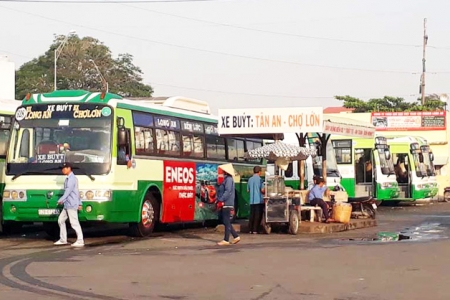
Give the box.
[419,153,424,163]
[118,128,127,146]
[385,150,391,160]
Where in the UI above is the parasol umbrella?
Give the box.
[245,141,317,163]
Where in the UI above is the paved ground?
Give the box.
[0,201,449,300]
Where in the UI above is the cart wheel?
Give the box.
[288,211,300,235]
[261,217,271,234]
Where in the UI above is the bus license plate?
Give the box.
[371,203,377,209]
[38,209,60,216]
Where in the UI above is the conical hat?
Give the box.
[218,163,236,176]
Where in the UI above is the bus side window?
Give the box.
[118,127,132,165]
[182,134,204,158]
[206,136,225,159]
[226,139,237,161]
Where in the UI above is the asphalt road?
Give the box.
[0,202,449,300]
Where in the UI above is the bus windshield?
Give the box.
[0,114,13,157]
[312,139,340,177]
[421,150,435,176]
[7,103,112,176]
[377,148,395,175]
[412,152,426,178]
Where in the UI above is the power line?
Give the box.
[0,5,421,74]
[122,4,422,49]
[123,4,450,51]
[0,0,223,2]
[152,82,420,99]
[4,0,450,51]
[3,0,450,51]
[0,49,32,59]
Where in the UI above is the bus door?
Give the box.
[393,153,411,198]
[354,148,373,199]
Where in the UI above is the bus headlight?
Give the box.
[86,191,94,200]
[79,189,112,201]
[381,182,393,189]
[3,190,27,201]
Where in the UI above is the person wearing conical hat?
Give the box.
[217,163,240,246]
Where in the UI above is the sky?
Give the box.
[1,0,450,113]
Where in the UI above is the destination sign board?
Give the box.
[218,107,323,134]
[36,153,65,163]
[15,104,112,121]
[181,120,204,133]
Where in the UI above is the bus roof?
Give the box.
[21,90,279,140]
[383,135,428,145]
[21,90,215,121]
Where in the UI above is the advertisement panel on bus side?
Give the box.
[162,161,224,223]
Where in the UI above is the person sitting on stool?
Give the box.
[308,177,335,223]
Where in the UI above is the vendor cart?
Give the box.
[261,175,302,235]
[245,140,316,235]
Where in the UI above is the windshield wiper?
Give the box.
[327,169,340,175]
[12,166,62,181]
[12,165,95,181]
[74,166,95,181]
[327,171,341,178]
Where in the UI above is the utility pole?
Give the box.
[421,18,428,105]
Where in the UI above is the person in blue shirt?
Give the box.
[308,176,334,223]
[216,164,240,246]
[247,166,264,234]
[54,163,85,247]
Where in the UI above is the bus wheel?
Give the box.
[1,221,23,235]
[130,193,160,237]
[43,223,59,239]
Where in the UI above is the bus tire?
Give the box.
[1,221,23,235]
[129,193,160,237]
[43,222,59,239]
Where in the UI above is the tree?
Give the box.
[335,94,446,112]
[15,34,153,99]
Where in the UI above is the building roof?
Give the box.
[323,107,355,113]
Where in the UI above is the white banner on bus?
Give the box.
[323,120,375,138]
[218,107,323,135]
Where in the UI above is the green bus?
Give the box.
[282,133,343,191]
[0,99,21,199]
[1,99,21,184]
[385,136,437,198]
[385,138,431,201]
[331,136,400,203]
[2,90,264,236]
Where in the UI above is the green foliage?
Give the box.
[15,34,153,99]
[335,94,446,112]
